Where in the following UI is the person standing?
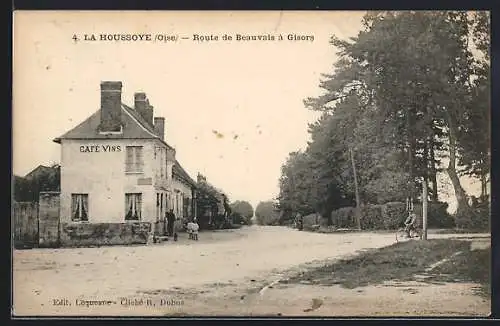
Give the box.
[166,209,176,237]
[191,218,199,241]
[295,212,303,231]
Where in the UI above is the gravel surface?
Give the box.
[12,226,490,316]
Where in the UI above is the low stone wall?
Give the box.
[38,192,61,248]
[153,221,166,236]
[59,222,152,247]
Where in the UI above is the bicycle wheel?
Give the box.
[395,227,407,242]
[413,228,423,240]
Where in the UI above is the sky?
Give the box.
[13,11,368,209]
[13,11,484,212]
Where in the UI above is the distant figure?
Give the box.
[404,211,417,238]
[187,221,194,240]
[166,209,176,237]
[187,219,199,241]
[295,212,303,231]
[173,218,182,241]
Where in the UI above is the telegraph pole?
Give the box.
[349,147,361,230]
[422,178,428,240]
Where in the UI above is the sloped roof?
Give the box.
[53,104,173,150]
[172,160,197,188]
[25,165,55,180]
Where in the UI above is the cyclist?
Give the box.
[404,210,417,238]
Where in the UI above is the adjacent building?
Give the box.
[24,164,60,182]
[53,81,197,235]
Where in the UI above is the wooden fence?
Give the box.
[13,201,39,249]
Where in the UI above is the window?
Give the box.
[183,196,190,218]
[125,193,142,221]
[160,193,164,220]
[71,194,88,222]
[156,193,160,222]
[177,193,182,217]
[160,148,165,178]
[125,146,144,173]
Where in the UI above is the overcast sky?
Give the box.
[13,11,367,208]
[13,11,482,211]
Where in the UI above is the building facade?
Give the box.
[54,81,196,234]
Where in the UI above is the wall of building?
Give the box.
[60,138,158,223]
[172,177,193,219]
[153,140,174,190]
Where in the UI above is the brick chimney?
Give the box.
[99,81,123,132]
[154,117,165,140]
[197,173,207,183]
[134,92,153,126]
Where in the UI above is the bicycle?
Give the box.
[395,224,423,242]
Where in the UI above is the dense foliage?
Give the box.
[230,200,254,225]
[14,165,60,202]
[278,11,490,228]
[255,201,280,226]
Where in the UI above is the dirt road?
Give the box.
[12,226,490,317]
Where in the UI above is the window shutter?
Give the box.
[136,147,144,172]
[126,147,134,172]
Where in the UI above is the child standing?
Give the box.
[191,218,199,241]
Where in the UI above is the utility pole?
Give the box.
[422,178,428,240]
[349,147,361,230]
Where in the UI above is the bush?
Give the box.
[303,213,320,227]
[329,201,457,231]
[331,207,356,228]
[455,201,490,231]
[230,212,247,225]
[361,204,384,230]
[413,201,455,229]
[319,217,329,227]
[471,201,490,230]
[381,201,406,230]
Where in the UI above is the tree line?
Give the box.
[277,11,490,229]
[14,165,61,202]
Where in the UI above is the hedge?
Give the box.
[331,207,356,228]
[330,201,405,230]
[413,201,455,228]
[455,201,490,231]
[381,201,407,229]
[303,213,321,227]
[328,200,458,231]
[360,204,384,230]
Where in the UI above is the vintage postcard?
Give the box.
[12,10,491,317]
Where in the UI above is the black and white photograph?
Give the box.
[12,10,491,317]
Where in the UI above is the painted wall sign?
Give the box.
[137,177,153,185]
[79,145,122,153]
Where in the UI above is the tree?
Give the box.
[301,11,489,226]
[230,200,254,224]
[457,11,490,201]
[255,201,280,226]
[13,164,61,202]
[195,175,231,228]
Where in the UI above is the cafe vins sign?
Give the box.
[80,145,122,153]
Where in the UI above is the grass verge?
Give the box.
[427,246,490,298]
[433,228,490,234]
[283,239,490,297]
